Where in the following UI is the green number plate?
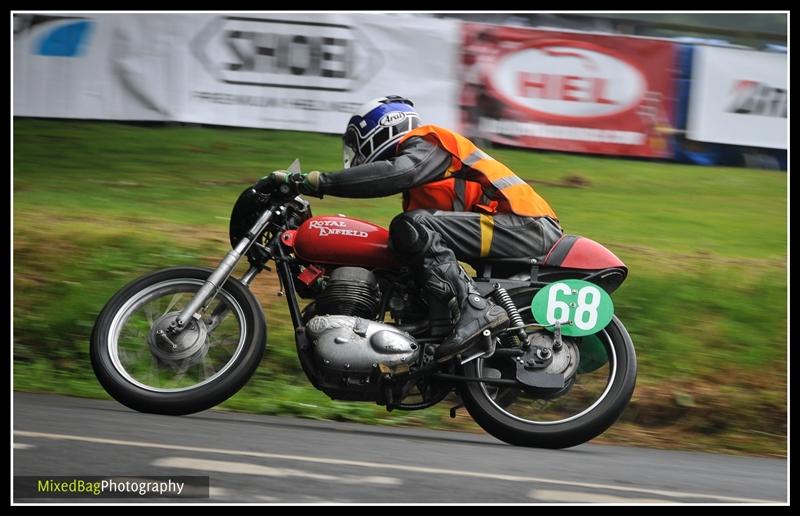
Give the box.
[531,279,614,337]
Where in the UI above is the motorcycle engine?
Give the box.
[305,315,421,401]
[315,267,381,320]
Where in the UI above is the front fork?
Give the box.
[202,265,262,332]
[167,207,276,336]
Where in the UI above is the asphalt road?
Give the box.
[13,392,787,504]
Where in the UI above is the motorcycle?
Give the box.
[91,160,637,449]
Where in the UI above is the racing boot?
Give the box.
[427,263,509,362]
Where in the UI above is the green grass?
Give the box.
[13,119,787,456]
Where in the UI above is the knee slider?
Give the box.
[389,213,430,256]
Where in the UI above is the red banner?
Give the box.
[460,23,677,157]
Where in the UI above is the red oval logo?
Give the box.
[488,40,646,121]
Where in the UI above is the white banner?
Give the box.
[13,13,459,132]
[13,14,173,121]
[687,46,787,149]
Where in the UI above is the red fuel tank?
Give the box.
[281,216,401,269]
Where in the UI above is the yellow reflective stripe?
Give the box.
[479,214,494,258]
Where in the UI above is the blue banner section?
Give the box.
[36,20,93,57]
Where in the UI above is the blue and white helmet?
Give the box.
[342,95,422,169]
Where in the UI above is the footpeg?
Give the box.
[459,329,495,365]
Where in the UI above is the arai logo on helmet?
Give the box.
[490,42,646,119]
[379,111,407,126]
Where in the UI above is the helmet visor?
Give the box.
[342,127,362,169]
[343,143,356,169]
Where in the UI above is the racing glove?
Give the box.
[264,170,323,198]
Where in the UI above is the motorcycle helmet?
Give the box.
[342,95,422,168]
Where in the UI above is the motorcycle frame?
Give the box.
[174,194,626,406]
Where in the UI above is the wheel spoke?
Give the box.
[161,293,183,317]
[210,334,238,349]
[148,355,161,387]
[118,347,134,367]
[119,321,143,341]
[143,302,159,327]
[202,359,215,380]
[205,301,231,332]
[172,360,193,383]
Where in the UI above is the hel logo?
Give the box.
[517,74,614,105]
[379,112,407,126]
[191,17,382,92]
[490,42,646,119]
[727,80,786,118]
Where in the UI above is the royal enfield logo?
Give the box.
[489,41,646,120]
[727,80,787,118]
[190,16,383,92]
[318,228,369,237]
[309,219,368,238]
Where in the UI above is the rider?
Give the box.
[267,95,563,362]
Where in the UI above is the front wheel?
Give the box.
[460,315,636,449]
[90,267,266,415]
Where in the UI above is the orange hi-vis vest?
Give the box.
[398,125,558,219]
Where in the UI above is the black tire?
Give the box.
[90,267,266,415]
[460,315,637,449]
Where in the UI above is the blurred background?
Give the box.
[13,12,787,456]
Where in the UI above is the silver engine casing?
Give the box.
[305,315,421,400]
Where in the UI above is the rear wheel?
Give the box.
[460,314,636,449]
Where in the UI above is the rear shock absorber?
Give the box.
[492,283,530,349]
